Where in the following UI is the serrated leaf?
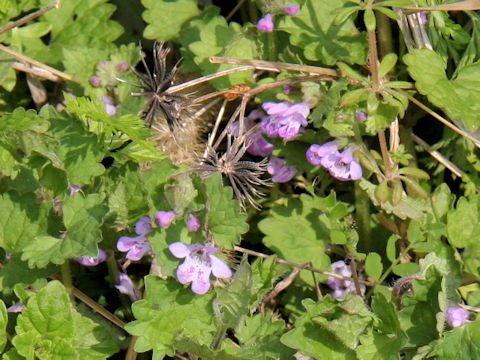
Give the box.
[125,276,215,358]
[250,256,285,309]
[204,174,248,249]
[12,281,118,359]
[427,319,480,358]
[278,0,367,65]
[365,252,383,280]
[142,0,200,41]
[404,49,480,131]
[22,194,108,268]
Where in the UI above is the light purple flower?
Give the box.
[156,210,176,228]
[68,182,81,196]
[103,96,117,116]
[227,110,274,157]
[90,76,101,87]
[267,157,297,183]
[306,141,339,166]
[115,273,139,301]
[169,242,232,294]
[261,102,310,141]
[257,14,274,33]
[321,147,362,181]
[186,214,201,232]
[117,216,152,261]
[446,307,470,328]
[283,4,300,16]
[356,111,367,122]
[419,11,427,25]
[117,62,128,72]
[77,248,107,267]
[7,303,24,313]
[327,260,365,300]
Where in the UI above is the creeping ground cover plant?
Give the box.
[2,0,480,358]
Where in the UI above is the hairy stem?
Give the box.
[354,182,372,252]
[61,260,73,300]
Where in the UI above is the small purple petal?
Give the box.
[209,255,233,279]
[186,214,201,232]
[446,307,470,328]
[262,102,290,115]
[283,4,300,16]
[77,248,107,267]
[68,182,81,196]
[7,303,24,313]
[117,236,139,252]
[191,266,212,295]
[89,76,101,87]
[348,160,363,180]
[256,14,274,33]
[268,157,297,183]
[103,96,117,116]
[117,62,128,72]
[169,242,192,258]
[126,242,150,261]
[247,134,274,157]
[135,216,151,235]
[419,11,428,25]
[115,273,139,301]
[176,256,199,285]
[156,210,176,228]
[356,111,367,122]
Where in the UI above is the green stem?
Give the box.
[376,12,394,57]
[61,260,73,300]
[354,182,372,252]
[106,249,120,287]
[267,31,278,61]
[247,0,258,23]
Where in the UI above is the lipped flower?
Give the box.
[156,210,176,228]
[7,303,25,313]
[186,214,201,232]
[261,102,310,141]
[267,157,297,183]
[169,242,232,294]
[327,260,365,300]
[283,4,300,16]
[115,273,140,301]
[117,217,152,261]
[306,141,362,181]
[68,182,81,196]
[257,14,274,32]
[77,248,107,267]
[446,306,470,328]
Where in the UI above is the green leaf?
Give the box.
[427,319,480,358]
[365,253,383,281]
[12,281,118,359]
[447,196,480,248]
[0,192,42,253]
[278,0,367,65]
[142,0,199,41]
[22,194,108,268]
[386,235,399,263]
[204,174,249,249]
[404,49,480,131]
[0,299,7,353]
[431,184,455,221]
[250,256,285,309]
[364,9,376,32]
[125,276,215,358]
[378,53,398,78]
[392,263,419,276]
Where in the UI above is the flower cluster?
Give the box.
[117,216,152,261]
[261,102,309,141]
[306,141,362,181]
[256,4,300,33]
[169,242,232,294]
[327,260,365,300]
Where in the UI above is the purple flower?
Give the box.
[306,141,339,166]
[68,182,81,196]
[103,96,117,116]
[257,14,274,33]
[115,273,139,301]
[186,214,201,232]
[7,303,24,313]
[117,62,128,72]
[261,102,310,141]
[77,248,107,267]
[227,110,274,157]
[356,111,367,122]
[267,157,297,183]
[321,147,362,181]
[327,260,365,300]
[89,76,101,87]
[156,210,176,228]
[169,242,232,294]
[446,307,470,328]
[283,4,300,16]
[419,11,427,25]
[117,216,152,261]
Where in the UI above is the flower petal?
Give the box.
[169,242,191,258]
[191,267,212,295]
[126,243,150,261]
[135,216,151,235]
[176,256,198,284]
[117,236,139,252]
[348,160,363,180]
[209,255,232,279]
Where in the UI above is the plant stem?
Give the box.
[61,261,73,299]
[367,30,380,90]
[378,130,393,179]
[376,12,394,57]
[106,249,120,286]
[247,0,258,23]
[267,31,277,61]
[354,182,372,252]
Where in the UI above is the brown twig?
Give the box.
[11,62,63,82]
[125,336,138,360]
[348,256,363,296]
